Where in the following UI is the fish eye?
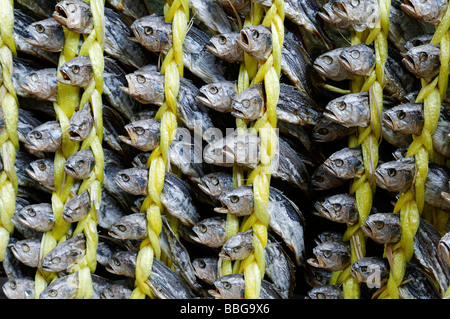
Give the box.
[323,56,333,65]
[351,50,360,59]
[242,100,250,108]
[155,285,162,292]
[232,246,241,253]
[136,75,146,84]
[139,155,148,164]
[104,288,113,297]
[214,148,222,156]
[38,162,47,171]
[72,65,80,74]
[113,258,121,266]
[236,141,245,150]
[333,203,342,212]
[21,243,30,252]
[121,174,130,182]
[387,168,396,177]
[35,24,45,33]
[251,30,259,38]
[51,257,61,264]
[218,36,227,45]
[33,131,43,139]
[134,126,145,135]
[360,265,368,273]
[419,52,428,62]
[318,128,329,135]
[68,3,77,12]
[317,292,326,299]
[48,289,58,298]
[223,281,231,289]
[334,159,344,167]
[337,101,347,111]
[396,110,406,120]
[314,175,324,182]
[117,225,127,232]
[199,224,207,233]
[76,160,85,167]
[30,73,38,82]
[144,26,154,35]
[10,281,16,290]
[230,195,239,203]
[198,260,206,268]
[211,177,219,186]
[375,220,385,229]
[351,0,360,6]
[27,208,36,217]
[209,86,218,94]
[323,250,332,258]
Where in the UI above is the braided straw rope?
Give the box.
[233,0,284,299]
[130,0,189,299]
[329,0,390,299]
[0,0,19,263]
[378,6,450,300]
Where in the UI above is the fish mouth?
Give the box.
[58,69,72,84]
[53,5,69,24]
[25,167,38,181]
[197,183,212,196]
[438,241,450,264]
[64,164,77,177]
[400,1,418,19]
[62,210,74,223]
[374,170,387,189]
[322,109,340,124]
[230,110,246,120]
[127,36,141,44]
[189,233,203,245]
[196,93,213,108]
[441,191,450,204]
[206,43,220,57]
[67,127,83,142]
[338,55,352,72]
[214,206,230,214]
[348,266,362,283]
[107,230,121,239]
[317,11,333,24]
[381,112,396,131]
[306,257,322,269]
[208,289,221,298]
[322,160,337,177]
[218,251,230,260]
[312,63,328,79]
[360,224,373,238]
[118,135,133,147]
[313,201,330,218]
[402,55,416,73]
[237,29,252,51]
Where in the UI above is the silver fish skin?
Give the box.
[198,171,233,198]
[402,44,441,81]
[95,191,126,230]
[361,213,402,245]
[189,0,234,34]
[40,234,86,272]
[192,257,219,285]
[119,118,160,152]
[131,15,228,83]
[9,238,41,268]
[207,33,243,64]
[432,106,450,158]
[16,203,55,232]
[101,283,133,299]
[2,278,35,299]
[220,229,254,261]
[306,285,343,299]
[399,263,440,299]
[349,257,390,289]
[384,54,420,103]
[106,250,137,277]
[215,0,250,13]
[215,186,254,216]
[265,240,296,298]
[108,213,147,240]
[62,190,91,223]
[438,231,450,267]
[67,103,94,142]
[26,158,55,191]
[311,164,346,190]
[313,193,358,225]
[338,44,375,76]
[313,47,353,82]
[307,241,351,272]
[13,10,59,64]
[313,117,356,142]
[25,121,62,153]
[106,0,149,20]
[334,0,380,32]
[323,146,364,180]
[23,18,65,52]
[19,68,57,102]
[382,103,424,135]
[64,148,96,180]
[381,121,413,148]
[414,219,450,295]
[40,272,79,299]
[102,105,131,155]
[146,258,195,299]
[197,81,238,112]
[324,92,370,128]
[236,25,272,60]
[401,0,448,25]
[190,216,227,248]
[15,0,57,18]
[53,0,94,34]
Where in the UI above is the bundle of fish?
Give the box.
[0,0,450,300]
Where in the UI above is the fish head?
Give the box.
[2,279,34,299]
[323,147,363,180]
[220,230,253,260]
[374,157,415,193]
[438,232,450,267]
[192,257,218,284]
[62,191,91,223]
[130,14,172,52]
[402,43,441,80]
[120,118,160,152]
[308,241,351,272]
[231,83,265,120]
[349,257,388,286]
[40,234,86,272]
[306,286,343,299]
[26,158,55,189]
[404,34,433,51]
[19,68,57,102]
[26,121,62,152]
[198,172,232,198]
[58,55,93,87]
[313,48,351,81]
[382,103,424,135]
[237,25,272,60]
[203,137,234,166]
[40,273,79,299]
[120,69,165,105]
[310,164,345,190]
[338,44,375,76]
[318,0,352,29]
[401,0,447,25]
[68,104,94,142]
[9,239,40,267]
[191,217,226,248]
[361,213,402,245]
[211,274,245,299]
[106,251,137,277]
[197,81,237,112]
[324,92,370,128]
[24,18,64,52]
[312,118,355,143]
[16,204,55,232]
[207,32,244,63]
[314,194,357,225]
[108,214,147,240]
[132,152,150,168]
[215,186,253,216]
[64,148,95,180]
[53,0,93,33]
[114,167,148,196]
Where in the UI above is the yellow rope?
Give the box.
[0,0,19,263]
[329,0,390,299]
[130,0,189,299]
[235,0,284,299]
[378,8,450,299]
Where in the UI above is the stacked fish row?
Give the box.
[0,0,449,299]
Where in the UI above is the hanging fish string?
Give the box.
[0,0,20,264]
